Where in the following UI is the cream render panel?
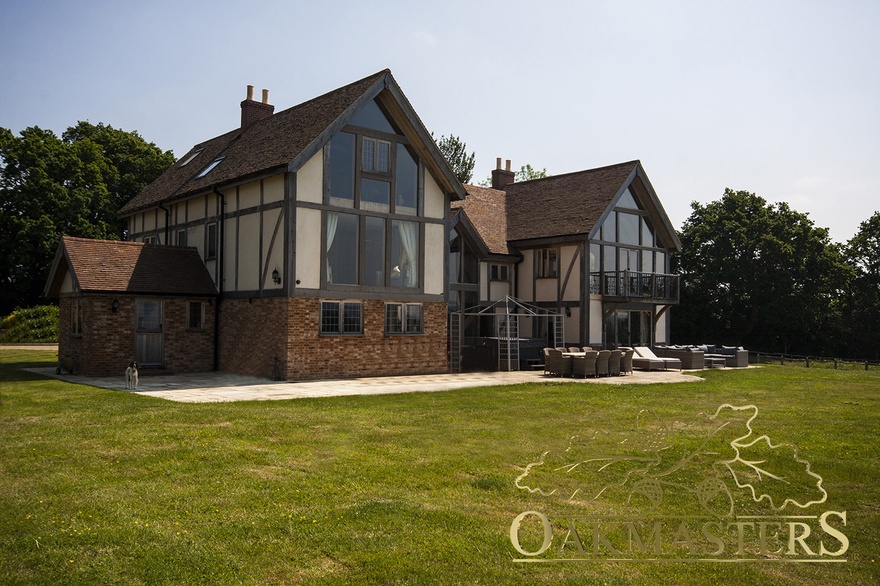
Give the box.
[590,297,603,345]
[59,271,75,294]
[296,152,323,204]
[560,244,581,302]
[296,206,322,289]
[191,224,206,259]
[143,210,156,232]
[423,222,445,295]
[564,309,580,344]
[656,315,667,344]
[423,173,445,219]
[262,207,284,289]
[237,213,261,291]
[518,253,535,302]
[239,181,261,211]
[189,196,206,221]
[263,174,284,204]
[535,279,556,301]
[480,263,489,300]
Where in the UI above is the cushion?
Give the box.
[697,344,709,353]
[706,345,716,354]
[721,345,737,356]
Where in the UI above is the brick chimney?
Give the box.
[240,85,274,130]
[491,158,515,190]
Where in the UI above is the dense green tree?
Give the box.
[842,211,880,358]
[672,189,849,355]
[434,134,475,184]
[0,123,174,314]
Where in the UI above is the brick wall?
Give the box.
[284,298,449,380]
[57,295,215,376]
[217,297,288,379]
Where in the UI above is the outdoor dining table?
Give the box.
[562,352,586,357]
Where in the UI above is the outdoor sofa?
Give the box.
[655,345,748,368]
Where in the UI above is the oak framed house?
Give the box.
[45,69,682,378]
[450,159,681,370]
[46,70,466,379]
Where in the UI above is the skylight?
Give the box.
[196,156,225,178]
[178,148,204,167]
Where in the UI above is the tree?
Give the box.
[434,134,475,184]
[842,211,880,358]
[0,123,174,314]
[515,164,548,182]
[672,189,849,355]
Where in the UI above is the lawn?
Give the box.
[1,348,878,585]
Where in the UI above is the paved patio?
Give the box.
[24,366,703,403]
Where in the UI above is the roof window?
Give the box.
[196,156,225,178]
[178,148,204,167]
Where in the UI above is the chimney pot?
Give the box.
[491,157,516,190]
[241,86,275,130]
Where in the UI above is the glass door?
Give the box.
[135,300,163,366]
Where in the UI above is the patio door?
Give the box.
[135,300,164,366]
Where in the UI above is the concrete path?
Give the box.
[24,366,703,403]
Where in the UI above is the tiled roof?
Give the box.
[452,184,511,255]
[49,237,217,296]
[505,161,639,242]
[119,70,390,215]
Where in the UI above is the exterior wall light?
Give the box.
[272,268,281,285]
[111,298,119,313]
[565,303,572,318]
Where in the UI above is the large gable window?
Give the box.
[325,99,419,216]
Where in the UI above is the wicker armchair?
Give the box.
[542,348,552,375]
[546,349,572,377]
[596,350,611,377]
[609,350,622,376]
[620,349,634,375]
[572,350,598,378]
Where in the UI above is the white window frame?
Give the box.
[70,299,83,337]
[536,249,558,278]
[362,137,391,174]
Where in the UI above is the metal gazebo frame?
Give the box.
[449,295,564,373]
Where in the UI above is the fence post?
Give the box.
[834,359,838,369]
[780,355,785,366]
[866,361,870,371]
[805,356,810,368]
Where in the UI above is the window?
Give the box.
[320,301,363,335]
[196,156,225,178]
[144,235,157,245]
[177,229,187,247]
[536,249,558,278]
[362,138,391,174]
[206,222,218,260]
[187,301,204,330]
[178,148,204,167]
[324,100,419,215]
[490,264,509,281]
[70,300,82,336]
[325,213,420,289]
[385,303,423,335]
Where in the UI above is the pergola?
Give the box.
[449,295,564,372]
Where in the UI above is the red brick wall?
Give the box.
[217,297,288,379]
[284,298,449,380]
[57,295,215,376]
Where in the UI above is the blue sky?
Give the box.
[2,0,877,242]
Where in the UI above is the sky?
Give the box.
[2,0,877,243]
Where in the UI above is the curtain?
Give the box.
[398,221,418,288]
[326,212,338,283]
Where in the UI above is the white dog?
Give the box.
[125,361,140,389]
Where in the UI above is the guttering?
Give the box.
[158,203,171,245]
[212,188,226,371]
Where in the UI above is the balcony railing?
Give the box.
[589,271,680,303]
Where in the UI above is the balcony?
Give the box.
[589,271,679,303]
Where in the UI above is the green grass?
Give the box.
[1,349,878,585]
